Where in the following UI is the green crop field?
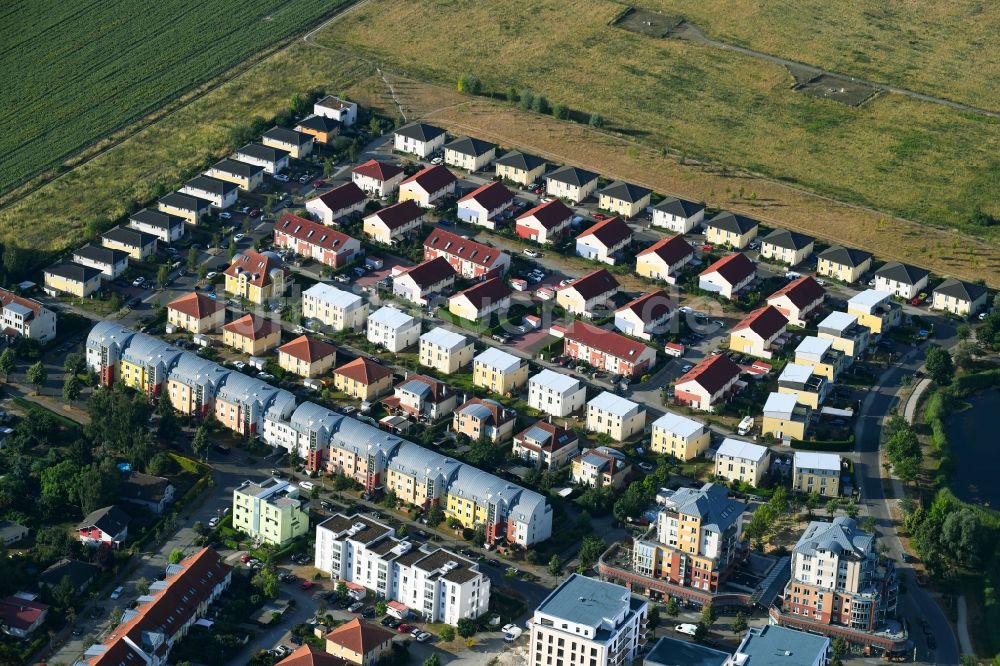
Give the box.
[0,0,346,196]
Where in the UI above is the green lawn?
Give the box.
[0,0,347,196]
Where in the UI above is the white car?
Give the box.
[675,623,699,636]
[208,517,220,528]
[430,157,443,165]
[110,586,124,600]
[523,249,540,258]
[502,625,523,641]
[785,271,801,280]
[234,233,245,242]
[815,278,826,286]
[220,211,232,220]
[206,271,218,280]
[273,173,290,183]
[131,277,145,287]
[299,481,315,491]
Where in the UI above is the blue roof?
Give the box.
[523,425,552,445]
[535,573,632,627]
[399,379,430,397]
[734,625,829,666]
[645,637,730,666]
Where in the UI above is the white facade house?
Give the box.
[528,369,586,417]
[392,257,456,306]
[651,197,705,233]
[314,95,358,126]
[0,289,57,343]
[575,216,632,265]
[128,208,186,243]
[179,175,239,209]
[714,438,770,487]
[352,160,405,198]
[367,306,421,352]
[72,244,128,279]
[874,262,929,300]
[931,278,989,317]
[302,283,368,332]
[545,166,599,203]
[443,136,497,172]
[305,182,368,225]
[585,391,646,442]
[232,143,289,175]
[456,181,514,230]
[394,122,447,158]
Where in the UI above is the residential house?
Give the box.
[0,596,48,638]
[674,354,743,412]
[545,166,599,203]
[698,252,756,300]
[352,159,405,197]
[575,216,632,265]
[778,363,828,409]
[262,126,313,158]
[613,290,674,341]
[0,289,56,343]
[759,229,815,266]
[794,336,845,381]
[572,447,632,489]
[762,391,811,441]
[392,256,456,306]
[314,95,357,126]
[332,357,393,401]
[528,369,586,417]
[363,200,424,245]
[473,347,528,394]
[278,335,337,378]
[597,180,651,218]
[817,245,873,284]
[157,191,209,224]
[875,261,929,300]
[212,371,296,439]
[817,311,870,360]
[423,228,511,278]
[166,353,231,417]
[651,196,705,233]
[305,182,368,225]
[166,292,226,334]
[586,391,645,441]
[276,645,346,666]
[453,398,515,443]
[731,626,831,666]
[78,505,130,547]
[223,314,281,356]
[847,289,901,336]
[729,305,788,359]
[294,114,341,145]
[398,165,457,208]
[563,319,657,377]
[393,122,447,158]
[650,412,712,461]
[527,574,647,666]
[389,374,458,420]
[39,559,99,594]
[274,213,362,268]
[495,150,546,186]
[72,244,128,279]
[101,226,157,260]
[644,638,730,666]
[714,438,771,487]
[233,477,309,545]
[555,268,620,317]
[325,619,396,666]
[448,277,510,321]
[456,181,514,229]
[444,136,497,172]
[205,157,265,191]
[0,521,28,546]
[43,261,102,298]
[367,306,420,352]
[419,327,474,374]
[233,142,289,174]
[932,278,989,317]
[180,175,238,209]
[515,198,573,244]
[767,275,826,327]
[302,282,368,331]
[223,249,287,304]
[704,212,759,249]
[513,421,580,470]
[793,452,841,496]
[120,471,175,515]
[635,234,695,282]
[128,208,186,243]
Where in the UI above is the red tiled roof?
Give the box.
[0,596,48,631]
[276,213,358,252]
[676,354,742,394]
[0,287,44,317]
[279,645,348,666]
[615,290,674,323]
[399,256,456,288]
[637,234,694,266]
[352,159,403,182]
[731,305,788,339]
[565,268,620,300]
[452,277,510,309]
[517,199,573,230]
[767,275,825,309]
[458,181,514,209]
[402,164,456,193]
[423,228,505,268]
[325,618,395,655]
[578,216,632,248]
[223,313,279,340]
[167,292,225,319]
[223,249,284,287]
[313,182,367,212]
[334,357,393,384]
[278,335,336,363]
[565,320,651,361]
[367,200,423,230]
[699,252,755,285]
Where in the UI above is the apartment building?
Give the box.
[730,626,830,666]
[273,213,362,269]
[302,282,368,331]
[794,336,845,382]
[714,438,771,487]
[232,478,309,545]
[528,369,586,417]
[778,363,828,409]
[472,347,529,394]
[650,411,711,461]
[762,391,811,440]
[586,391,646,442]
[793,452,842,497]
[223,249,286,305]
[423,228,511,279]
[563,319,657,378]
[817,311,870,360]
[419,327,474,374]
[513,421,580,471]
[367,306,420,352]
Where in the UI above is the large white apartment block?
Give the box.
[419,326,474,375]
[302,283,368,332]
[315,513,490,625]
[528,369,586,417]
[367,306,420,352]
[528,574,648,666]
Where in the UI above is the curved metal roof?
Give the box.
[289,401,343,439]
[390,442,460,482]
[120,333,183,369]
[332,416,404,459]
[169,352,231,390]
[216,371,281,408]
[87,321,135,351]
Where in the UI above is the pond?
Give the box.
[946,389,1000,507]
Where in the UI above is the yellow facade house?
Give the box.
[224,249,287,305]
[324,618,395,666]
[332,357,394,401]
[704,212,759,250]
[762,392,811,440]
[792,451,842,497]
[278,335,337,378]
[495,151,546,186]
[650,412,712,462]
[816,246,873,284]
[166,292,226,334]
[43,262,102,298]
[222,314,281,356]
[472,347,529,395]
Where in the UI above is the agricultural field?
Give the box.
[314,0,1000,239]
[0,0,347,196]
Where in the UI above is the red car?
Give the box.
[700,244,713,252]
[533,186,544,194]
[397,623,413,633]
[301,580,315,590]
[592,213,609,221]
[313,180,325,188]
[240,553,251,564]
[249,208,261,218]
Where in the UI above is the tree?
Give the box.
[52,574,78,610]
[826,498,840,517]
[693,622,707,641]
[519,89,534,111]
[0,347,14,382]
[665,597,679,617]
[336,581,349,602]
[844,499,860,519]
[252,567,280,599]
[422,655,441,666]
[375,600,388,616]
[136,577,150,595]
[588,113,605,128]
[805,491,820,518]
[64,352,86,376]
[547,554,563,576]
[941,508,985,566]
[731,611,748,635]
[613,482,650,522]
[506,86,518,102]
[648,606,661,629]
[109,606,123,629]
[187,247,199,272]
[577,536,606,571]
[168,548,185,564]
[925,346,954,385]
[191,426,209,460]
[552,103,568,120]
[862,516,877,534]
[439,625,456,642]
[157,392,180,442]
[63,374,82,402]
[701,601,717,627]
[953,341,976,370]
[532,95,550,114]
[456,617,476,638]
[957,323,971,340]
[26,360,46,393]
[157,264,170,288]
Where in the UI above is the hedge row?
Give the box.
[790,436,855,451]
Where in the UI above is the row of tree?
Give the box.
[456,75,605,128]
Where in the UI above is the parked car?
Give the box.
[299,481,315,491]
[249,208,261,217]
[274,174,290,183]
[206,271,218,280]
[397,623,413,633]
[220,211,232,220]
[523,249,540,258]
[675,623,699,636]
[349,601,364,612]
[110,586,124,600]
[132,277,145,287]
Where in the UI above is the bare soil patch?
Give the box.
[612,6,682,38]
[793,72,878,107]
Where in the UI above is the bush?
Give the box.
[439,625,456,642]
[790,436,855,451]
[588,113,605,128]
